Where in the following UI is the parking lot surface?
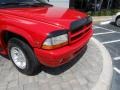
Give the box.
[93,22,120,90]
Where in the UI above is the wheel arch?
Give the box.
[116,15,120,21]
[1,30,35,49]
[115,15,120,26]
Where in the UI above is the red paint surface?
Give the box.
[0,6,93,67]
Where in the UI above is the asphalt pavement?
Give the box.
[93,21,120,90]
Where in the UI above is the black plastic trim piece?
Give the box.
[70,16,92,30]
[47,30,68,38]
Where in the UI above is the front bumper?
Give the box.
[34,29,93,67]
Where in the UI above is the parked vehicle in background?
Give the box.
[0,0,93,75]
[112,12,120,27]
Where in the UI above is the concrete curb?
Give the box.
[91,37,113,90]
[93,16,112,23]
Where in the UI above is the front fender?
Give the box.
[2,25,36,48]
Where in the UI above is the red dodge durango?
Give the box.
[0,0,93,75]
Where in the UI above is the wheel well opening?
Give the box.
[116,15,120,21]
[3,31,32,48]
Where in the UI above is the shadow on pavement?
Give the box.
[42,45,87,75]
[110,22,115,25]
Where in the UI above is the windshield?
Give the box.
[0,0,50,8]
[0,0,48,4]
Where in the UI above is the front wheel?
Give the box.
[116,17,120,27]
[8,38,41,75]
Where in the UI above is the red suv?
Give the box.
[0,0,93,75]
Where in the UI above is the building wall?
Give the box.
[49,0,69,8]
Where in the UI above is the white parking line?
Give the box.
[100,20,111,25]
[114,67,120,74]
[94,25,116,32]
[113,57,120,61]
[93,31,116,36]
[102,39,120,44]
[93,26,99,29]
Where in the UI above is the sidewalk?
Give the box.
[93,16,112,23]
[0,37,113,90]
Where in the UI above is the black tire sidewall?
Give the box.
[116,18,120,27]
[8,38,40,75]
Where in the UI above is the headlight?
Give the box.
[42,31,68,50]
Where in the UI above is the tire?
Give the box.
[8,38,41,75]
[116,17,120,27]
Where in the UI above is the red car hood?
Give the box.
[1,6,87,29]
